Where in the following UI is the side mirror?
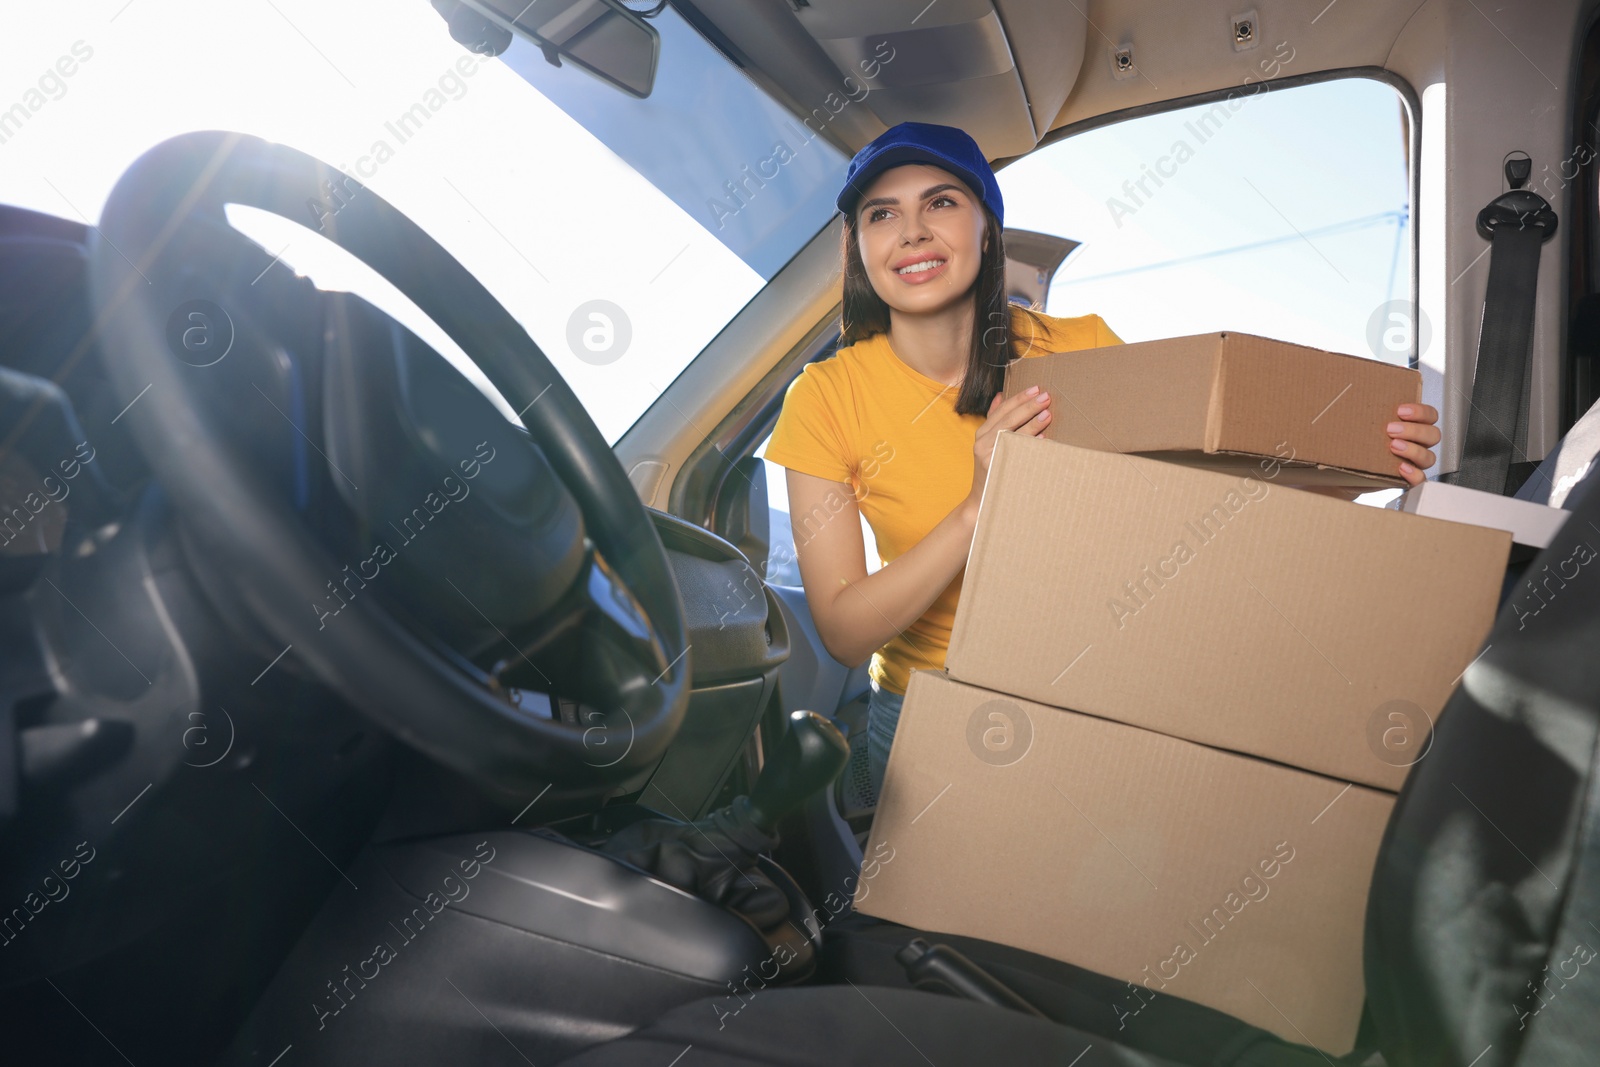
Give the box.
[712,456,770,578]
[1002,227,1081,310]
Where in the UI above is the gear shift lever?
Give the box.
[749,711,850,832]
[599,710,850,932]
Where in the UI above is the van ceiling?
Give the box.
[676,0,1432,158]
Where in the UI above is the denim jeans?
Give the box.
[865,679,906,800]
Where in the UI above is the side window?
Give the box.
[755,432,881,587]
[996,75,1416,365]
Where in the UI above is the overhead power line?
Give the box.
[1054,209,1409,286]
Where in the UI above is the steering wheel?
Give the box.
[87,130,691,797]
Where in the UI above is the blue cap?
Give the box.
[836,122,1003,227]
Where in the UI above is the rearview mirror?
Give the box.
[457,0,660,98]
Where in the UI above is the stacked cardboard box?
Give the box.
[854,335,1514,1054]
[1006,331,1421,488]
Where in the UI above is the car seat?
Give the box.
[1513,395,1600,512]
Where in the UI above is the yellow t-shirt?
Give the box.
[764,304,1124,695]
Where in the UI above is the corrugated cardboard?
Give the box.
[946,433,1511,791]
[857,670,1393,1055]
[1005,332,1421,487]
[1396,480,1570,548]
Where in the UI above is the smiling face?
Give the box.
[853,163,988,317]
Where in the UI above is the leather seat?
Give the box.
[554,984,1174,1066]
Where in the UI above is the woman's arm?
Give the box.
[786,385,1056,667]
[786,468,978,667]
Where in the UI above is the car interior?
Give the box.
[4,0,1600,1064]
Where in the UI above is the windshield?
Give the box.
[1,1,847,443]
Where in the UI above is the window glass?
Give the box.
[997,76,1414,365]
[1,1,847,443]
[757,431,882,587]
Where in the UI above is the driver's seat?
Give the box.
[556,459,1600,1066]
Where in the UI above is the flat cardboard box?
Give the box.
[1005,332,1421,488]
[1395,480,1570,549]
[946,433,1511,791]
[857,670,1394,1055]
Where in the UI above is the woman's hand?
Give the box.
[967,385,1053,512]
[1387,402,1440,487]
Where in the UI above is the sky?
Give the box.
[1001,76,1412,363]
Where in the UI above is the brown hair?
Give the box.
[840,202,1047,417]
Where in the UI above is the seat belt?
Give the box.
[1442,156,1559,495]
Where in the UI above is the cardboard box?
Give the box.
[1005,332,1421,488]
[946,433,1511,791]
[857,670,1393,1054]
[1395,480,1570,549]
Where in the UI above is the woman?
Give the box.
[762,122,1440,797]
